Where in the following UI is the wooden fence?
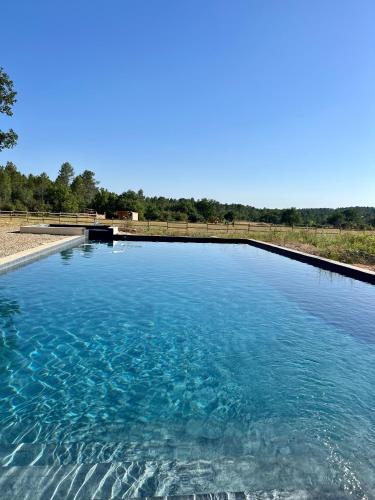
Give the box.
[0,210,98,225]
[111,219,375,235]
[0,210,374,235]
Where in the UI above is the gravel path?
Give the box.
[0,226,67,259]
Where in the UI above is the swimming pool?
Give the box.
[0,241,374,499]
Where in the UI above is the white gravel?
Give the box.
[0,226,67,259]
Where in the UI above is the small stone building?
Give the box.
[116,211,139,221]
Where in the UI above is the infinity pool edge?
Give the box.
[115,234,375,285]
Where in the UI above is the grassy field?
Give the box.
[249,230,375,269]
[1,216,374,270]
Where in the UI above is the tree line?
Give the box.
[0,161,374,228]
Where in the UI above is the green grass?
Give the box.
[252,230,375,267]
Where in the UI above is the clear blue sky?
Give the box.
[1,0,374,208]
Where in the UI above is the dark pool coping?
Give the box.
[115,234,375,285]
[0,235,86,275]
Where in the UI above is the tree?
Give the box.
[71,170,99,210]
[35,172,52,208]
[172,198,198,221]
[260,208,281,224]
[327,210,345,228]
[92,188,118,217]
[4,161,27,207]
[53,162,76,211]
[0,167,12,208]
[56,162,75,187]
[51,183,79,212]
[342,208,361,227]
[71,175,85,210]
[117,190,145,218]
[144,205,162,220]
[281,207,302,226]
[224,210,235,223]
[0,67,17,151]
[196,198,219,222]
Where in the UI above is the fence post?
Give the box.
[167,220,169,231]
[148,220,150,230]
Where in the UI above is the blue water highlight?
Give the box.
[0,242,374,498]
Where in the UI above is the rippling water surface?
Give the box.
[0,241,374,499]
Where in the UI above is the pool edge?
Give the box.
[0,235,86,275]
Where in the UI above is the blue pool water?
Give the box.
[0,241,374,499]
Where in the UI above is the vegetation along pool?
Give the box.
[0,241,374,499]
